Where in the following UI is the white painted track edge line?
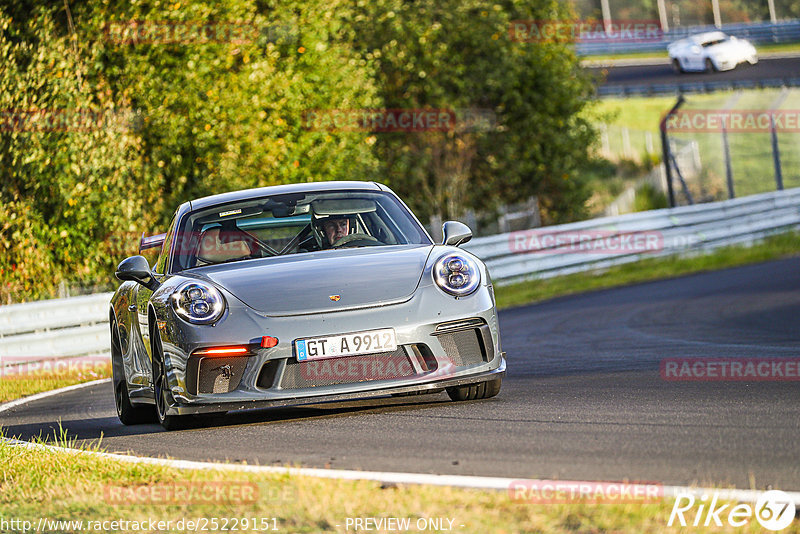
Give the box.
[3,380,800,504]
[0,378,110,413]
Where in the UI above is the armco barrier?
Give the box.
[0,292,112,363]
[598,77,800,97]
[577,20,800,56]
[1,188,799,362]
[464,187,800,285]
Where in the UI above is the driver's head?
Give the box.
[321,216,350,246]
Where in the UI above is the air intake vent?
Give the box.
[436,327,492,367]
[188,356,248,394]
[280,348,416,389]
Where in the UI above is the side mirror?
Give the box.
[441,221,472,247]
[115,255,160,291]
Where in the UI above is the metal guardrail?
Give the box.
[578,20,800,56]
[1,188,799,361]
[0,293,112,363]
[464,187,800,285]
[599,77,800,97]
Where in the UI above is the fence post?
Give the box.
[528,196,541,228]
[600,124,610,158]
[721,118,735,199]
[770,113,784,191]
[660,95,685,208]
[622,127,632,159]
[670,153,695,205]
[711,0,722,28]
[600,0,612,34]
[657,0,669,31]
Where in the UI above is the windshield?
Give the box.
[700,36,729,47]
[171,190,431,271]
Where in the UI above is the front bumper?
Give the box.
[168,356,505,415]
[157,278,504,416]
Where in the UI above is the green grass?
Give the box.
[495,231,800,310]
[0,362,111,404]
[591,88,800,200]
[0,429,790,533]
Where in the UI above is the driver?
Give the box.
[317,214,353,248]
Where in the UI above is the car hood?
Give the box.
[190,245,434,316]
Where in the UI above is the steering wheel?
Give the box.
[332,233,381,248]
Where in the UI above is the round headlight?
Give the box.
[171,281,226,324]
[433,253,481,296]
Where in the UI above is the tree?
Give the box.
[339,0,597,223]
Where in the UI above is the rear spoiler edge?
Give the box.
[139,231,166,253]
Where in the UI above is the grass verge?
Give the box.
[591,88,800,197]
[0,429,786,533]
[495,231,800,310]
[0,362,111,404]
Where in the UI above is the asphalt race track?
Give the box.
[590,56,800,91]
[3,258,799,489]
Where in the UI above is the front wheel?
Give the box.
[153,332,188,431]
[705,58,716,73]
[671,58,684,74]
[446,377,502,401]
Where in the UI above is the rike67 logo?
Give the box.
[668,490,796,530]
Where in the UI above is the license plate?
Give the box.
[295,328,397,361]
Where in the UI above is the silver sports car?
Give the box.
[110,181,505,430]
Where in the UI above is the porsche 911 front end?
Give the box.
[111,182,505,430]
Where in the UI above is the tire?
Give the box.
[705,58,716,73]
[114,380,154,425]
[111,319,153,425]
[671,58,684,74]
[446,377,502,402]
[152,326,188,431]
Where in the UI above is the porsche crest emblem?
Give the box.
[329,295,341,302]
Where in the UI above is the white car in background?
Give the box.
[668,31,757,73]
